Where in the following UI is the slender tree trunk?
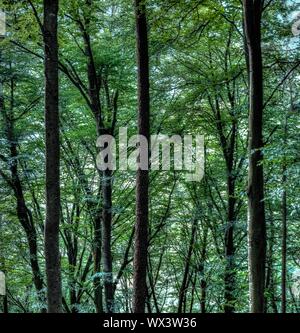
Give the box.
[178,219,197,313]
[133,0,150,313]
[147,262,160,313]
[281,114,288,313]
[82,0,114,312]
[224,175,236,313]
[43,0,62,313]
[64,226,78,313]
[200,270,207,313]
[68,255,77,313]
[189,271,196,313]
[223,35,238,312]
[265,206,278,313]
[102,169,114,313]
[210,89,238,313]
[93,213,103,313]
[200,225,208,314]
[243,0,266,313]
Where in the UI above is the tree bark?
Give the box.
[281,113,288,313]
[243,0,266,313]
[200,224,208,314]
[133,0,150,313]
[43,0,62,313]
[224,174,236,313]
[265,205,278,313]
[178,219,197,313]
[102,168,114,313]
[93,213,103,313]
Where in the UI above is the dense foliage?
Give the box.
[0,0,299,313]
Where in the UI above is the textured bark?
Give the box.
[93,213,103,313]
[200,225,208,314]
[281,179,287,313]
[243,0,266,313]
[102,169,114,313]
[67,252,77,313]
[133,0,150,313]
[224,174,236,313]
[63,204,79,313]
[178,219,197,313]
[281,114,288,313]
[43,0,62,313]
[265,207,278,313]
[223,108,237,314]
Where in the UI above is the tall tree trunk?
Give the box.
[93,213,103,313]
[243,0,266,313]
[102,168,114,313]
[224,172,236,313]
[209,85,238,313]
[178,219,197,313]
[133,0,150,313]
[265,206,278,313]
[199,224,208,313]
[82,0,114,312]
[43,0,62,313]
[281,113,288,313]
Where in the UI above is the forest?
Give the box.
[0,0,299,314]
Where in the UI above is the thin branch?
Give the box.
[263,61,300,110]
[27,0,44,34]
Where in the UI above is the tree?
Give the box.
[1,0,300,314]
[243,0,266,313]
[0,59,45,311]
[132,0,150,313]
[43,0,62,313]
